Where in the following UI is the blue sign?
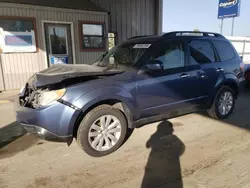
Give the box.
[50,56,68,65]
[218,0,241,19]
[5,35,32,46]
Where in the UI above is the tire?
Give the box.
[207,86,236,119]
[77,105,127,157]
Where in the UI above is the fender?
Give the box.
[208,73,239,104]
[215,73,239,91]
[73,86,138,120]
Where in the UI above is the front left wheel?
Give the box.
[77,105,128,157]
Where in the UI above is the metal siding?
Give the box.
[0,2,108,90]
[91,0,157,43]
[131,0,137,37]
[126,0,130,39]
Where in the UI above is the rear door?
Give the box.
[185,39,224,101]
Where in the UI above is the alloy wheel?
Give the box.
[218,91,233,116]
[88,115,122,151]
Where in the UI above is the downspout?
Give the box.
[0,52,6,91]
[0,27,6,91]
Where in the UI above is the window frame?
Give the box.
[187,39,219,65]
[78,20,106,52]
[0,16,39,52]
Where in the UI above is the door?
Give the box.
[44,23,73,66]
[186,39,224,102]
[137,40,195,119]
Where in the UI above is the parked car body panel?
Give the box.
[15,100,80,138]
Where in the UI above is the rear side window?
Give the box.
[189,40,216,64]
[213,40,236,61]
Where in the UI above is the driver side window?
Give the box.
[150,41,185,70]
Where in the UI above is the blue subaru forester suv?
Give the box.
[15,31,245,157]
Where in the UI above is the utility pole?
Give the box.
[231,17,235,36]
[220,18,224,34]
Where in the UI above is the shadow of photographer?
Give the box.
[141,120,185,188]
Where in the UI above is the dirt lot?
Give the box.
[1,90,250,188]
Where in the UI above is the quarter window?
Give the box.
[189,40,216,64]
[150,41,185,70]
[213,40,236,61]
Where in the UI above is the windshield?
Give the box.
[94,43,149,70]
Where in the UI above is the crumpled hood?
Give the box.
[28,64,124,89]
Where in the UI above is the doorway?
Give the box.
[44,23,73,66]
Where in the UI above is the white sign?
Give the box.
[82,24,103,36]
[133,44,151,48]
[0,29,36,53]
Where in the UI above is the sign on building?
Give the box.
[218,0,241,19]
[0,30,37,53]
[50,55,68,65]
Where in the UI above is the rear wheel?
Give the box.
[77,105,127,157]
[207,86,236,119]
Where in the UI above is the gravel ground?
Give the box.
[0,91,250,188]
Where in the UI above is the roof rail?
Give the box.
[128,35,154,40]
[162,31,225,38]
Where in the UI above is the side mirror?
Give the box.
[145,60,163,71]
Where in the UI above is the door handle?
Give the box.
[180,73,190,78]
[201,75,206,79]
[216,68,224,72]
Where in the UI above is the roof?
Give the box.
[162,31,225,38]
[0,0,107,12]
[124,36,162,44]
[122,31,228,45]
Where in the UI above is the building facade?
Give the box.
[92,0,163,43]
[0,0,163,90]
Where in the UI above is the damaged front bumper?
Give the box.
[21,123,71,142]
[15,96,81,144]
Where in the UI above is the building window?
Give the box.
[0,16,38,53]
[79,21,105,51]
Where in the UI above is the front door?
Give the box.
[137,40,193,119]
[44,23,73,66]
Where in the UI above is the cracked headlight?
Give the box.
[39,88,66,106]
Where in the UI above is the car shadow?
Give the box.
[0,122,27,148]
[0,122,39,159]
[199,89,250,131]
[141,121,185,188]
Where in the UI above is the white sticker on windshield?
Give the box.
[133,44,151,48]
